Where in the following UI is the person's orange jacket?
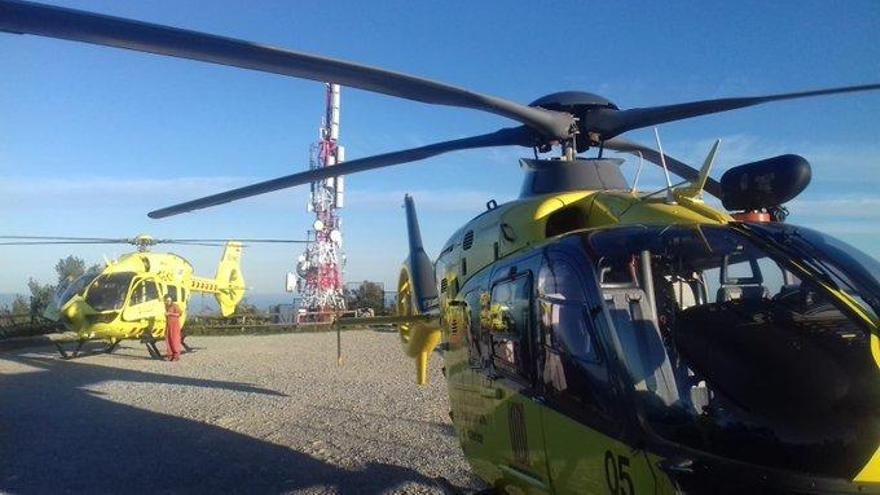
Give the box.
[166,303,182,333]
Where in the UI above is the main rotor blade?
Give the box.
[148,126,531,219]
[0,1,573,139]
[604,136,724,198]
[161,238,310,243]
[0,235,125,242]
[0,235,310,245]
[0,240,126,246]
[160,241,227,247]
[592,84,880,138]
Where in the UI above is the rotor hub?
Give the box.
[133,234,156,252]
[530,91,620,153]
[529,91,618,113]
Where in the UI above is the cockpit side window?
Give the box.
[487,274,532,380]
[130,279,160,306]
[144,281,159,302]
[538,259,595,361]
[166,285,180,302]
[537,255,613,421]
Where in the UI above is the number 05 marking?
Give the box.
[604,450,635,495]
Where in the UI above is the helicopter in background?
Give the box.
[3,1,880,492]
[1,234,306,359]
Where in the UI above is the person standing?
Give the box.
[164,295,183,361]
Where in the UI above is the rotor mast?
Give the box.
[296,83,346,315]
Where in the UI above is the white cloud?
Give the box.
[662,134,880,181]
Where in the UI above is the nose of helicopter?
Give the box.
[59,296,89,332]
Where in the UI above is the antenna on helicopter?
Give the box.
[677,139,722,201]
[696,140,722,196]
[653,127,676,204]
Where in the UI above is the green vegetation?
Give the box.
[0,255,98,337]
[345,281,388,315]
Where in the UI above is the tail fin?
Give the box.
[397,195,441,385]
[215,242,245,317]
[402,194,438,314]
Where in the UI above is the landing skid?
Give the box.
[181,335,195,353]
[52,335,194,360]
[103,340,120,354]
[140,333,166,360]
[54,339,120,360]
[139,333,197,360]
[54,339,85,359]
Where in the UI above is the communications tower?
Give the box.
[295,83,346,315]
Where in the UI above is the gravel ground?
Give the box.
[0,331,485,494]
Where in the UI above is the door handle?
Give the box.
[480,387,503,399]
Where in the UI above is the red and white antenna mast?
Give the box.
[295,83,346,314]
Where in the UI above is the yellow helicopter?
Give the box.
[0,234,304,359]
[4,2,880,493]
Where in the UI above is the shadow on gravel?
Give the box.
[311,404,456,437]
[0,352,440,494]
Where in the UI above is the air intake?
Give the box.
[462,231,474,250]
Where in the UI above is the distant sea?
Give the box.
[0,293,22,308]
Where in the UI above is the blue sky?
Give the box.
[1,0,879,297]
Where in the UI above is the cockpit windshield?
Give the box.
[743,223,880,320]
[85,272,135,312]
[584,225,880,478]
[55,267,102,308]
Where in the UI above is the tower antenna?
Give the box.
[295,83,347,322]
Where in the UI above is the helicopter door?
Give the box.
[537,250,656,495]
[482,265,551,491]
[122,278,164,330]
